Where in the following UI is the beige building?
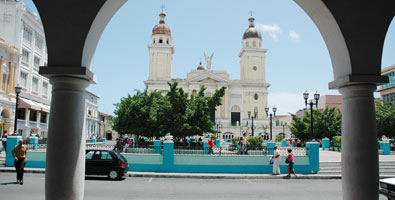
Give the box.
[144,12,291,140]
[0,38,20,135]
[377,64,395,103]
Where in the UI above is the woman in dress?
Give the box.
[286,149,297,178]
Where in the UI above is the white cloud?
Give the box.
[256,24,282,40]
[267,92,305,115]
[288,30,300,41]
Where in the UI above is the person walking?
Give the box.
[0,131,8,154]
[208,136,215,155]
[241,133,248,155]
[285,148,297,178]
[271,146,281,175]
[11,139,28,185]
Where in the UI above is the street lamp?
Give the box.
[281,122,287,139]
[247,110,257,136]
[265,106,277,141]
[14,85,22,135]
[303,90,320,140]
[215,121,222,139]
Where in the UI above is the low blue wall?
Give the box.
[5,141,319,174]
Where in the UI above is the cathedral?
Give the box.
[144,11,286,141]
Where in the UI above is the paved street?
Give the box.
[0,172,387,200]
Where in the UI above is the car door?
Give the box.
[99,150,116,174]
[85,150,96,175]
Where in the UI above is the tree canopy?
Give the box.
[112,82,226,139]
[289,107,342,142]
[376,101,395,139]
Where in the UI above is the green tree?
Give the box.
[289,107,342,142]
[113,82,226,140]
[376,101,395,139]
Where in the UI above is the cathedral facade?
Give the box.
[144,12,288,141]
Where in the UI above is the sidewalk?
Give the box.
[1,150,394,179]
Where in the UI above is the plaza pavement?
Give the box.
[0,148,394,179]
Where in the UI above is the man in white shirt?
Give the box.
[272,146,280,175]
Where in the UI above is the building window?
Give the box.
[22,49,29,64]
[253,66,257,71]
[34,56,40,71]
[19,72,28,88]
[35,34,43,50]
[253,41,256,47]
[254,93,259,100]
[29,110,37,121]
[40,112,47,123]
[17,108,26,120]
[32,77,39,93]
[246,42,249,47]
[382,72,395,89]
[383,93,395,103]
[42,82,48,97]
[23,23,33,44]
[159,38,163,43]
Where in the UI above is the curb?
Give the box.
[1,167,393,180]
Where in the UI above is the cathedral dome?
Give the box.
[152,12,171,36]
[242,16,261,40]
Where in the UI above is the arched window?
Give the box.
[2,64,9,92]
[153,39,155,44]
[192,90,197,96]
[254,93,259,100]
[166,40,169,44]
[246,42,249,47]
[159,38,163,43]
[253,41,256,47]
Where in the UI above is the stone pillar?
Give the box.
[379,142,390,155]
[306,142,319,173]
[322,138,330,150]
[45,77,89,200]
[281,139,287,147]
[339,84,379,200]
[267,142,276,155]
[29,136,38,150]
[163,140,174,171]
[203,142,209,154]
[5,136,22,167]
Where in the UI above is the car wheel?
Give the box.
[108,170,119,180]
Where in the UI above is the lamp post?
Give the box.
[14,85,22,135]
[156,105,160,139]
[265,106,277,141]
[215,121,222,139]
[303,90,320,140]
[248,110,257,136]
[281,122,287,139]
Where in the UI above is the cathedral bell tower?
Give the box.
[238,15,267,82]
[148,11,174,81]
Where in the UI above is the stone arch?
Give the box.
[222,132,234,142]
[231,105,240,112]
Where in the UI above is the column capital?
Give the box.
[329,75,388,89]
[39,66,97,84]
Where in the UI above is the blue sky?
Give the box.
[23,0,395,115]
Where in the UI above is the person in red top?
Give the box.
[289,138,293,147]
[208,136,215,155]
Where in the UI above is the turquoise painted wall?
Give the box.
[8,141,319,174]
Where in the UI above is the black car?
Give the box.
[85,149,129,180]
[380,178,395,200]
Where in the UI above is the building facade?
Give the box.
[0,38,19,135]
[144,12,290,140]
[85,91,100,139]
[98,111,118,140]
[377,64,395,103]
[0,0,50,138]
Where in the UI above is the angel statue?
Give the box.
[204,52,214,70]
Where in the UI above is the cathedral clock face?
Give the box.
[253,66,257,71]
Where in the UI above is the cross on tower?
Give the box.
[161,5,165,12]
[249,10,254,16]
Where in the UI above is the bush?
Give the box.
[247,136,264,146]
[275,134,283,142]
[332,136,341,144]
[232,136,242,145]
